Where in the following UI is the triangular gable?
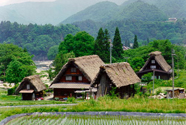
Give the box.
[140,52,171,73]
[51,55,104,86]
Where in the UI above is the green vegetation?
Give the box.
[53,31,94,75]
[71,96,186,113]
[1,97,186,121]
[0,44,36,83]
[123,40,186,71]
[74,19,186,45]
[112,27,123,61]
[5,115,186,125]
[94,28,110,62]
[147,70,186,90]
[133,35,138,49]
[0,21,80,60]
[63,1,167,24]
[0,88,74,106]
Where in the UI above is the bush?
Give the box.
[67,97,76,103]
[156,88,162,95]
[7,88,14,95]
[7,84,19,95]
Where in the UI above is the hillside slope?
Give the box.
[62,1,167,24]
[63,1,119,24]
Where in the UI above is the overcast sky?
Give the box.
[0,0,126,6]
[0,0,55,6]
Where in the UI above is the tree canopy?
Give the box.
[94,28,110,63]
[0,43,36,83]
[112,27,123,60]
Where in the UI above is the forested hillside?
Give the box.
[122,0,186,19]
[73,19,186,45]
[0,21,80,60]
[62,1,167,24]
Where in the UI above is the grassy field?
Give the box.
[1,97,186,121]
[5,115,186,125]
[69,96,186,113]
[0,88,72,106]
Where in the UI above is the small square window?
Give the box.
[150,65,156,69]
[27,84,30,90]
[71,68,76,73]
[66,76,72,81]
[151,60,155,64]
[78,76,82,81]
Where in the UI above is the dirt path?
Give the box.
[0,104,76,108]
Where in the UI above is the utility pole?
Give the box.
[109,39,112,64]
[172,49,176,98]
[153,69,155,94]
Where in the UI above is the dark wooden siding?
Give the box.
[59,65,89,83]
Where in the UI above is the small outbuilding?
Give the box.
[15,75,46,100]
[137,51,172,80]
[91,62,141,99]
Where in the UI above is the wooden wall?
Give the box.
[59,65,89,83]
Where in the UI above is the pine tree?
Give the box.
[133,35,139,49]
[112,27,123,60]
[94,28,110,62]
[103,29,110,62]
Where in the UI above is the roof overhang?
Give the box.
[137,69,170,74]
[19,89,34,93]
[50,83,90,89]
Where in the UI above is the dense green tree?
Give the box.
[133,35,139,49]
[112,27,123,60]
[0,43,36,82]
[53,52,75,75]
[6,59,35,84]
[94,28,110,62]
[0,21,80,60]
[73,31,94,57]
[47,45,59,60]
[130,57,144,72]
[58,31,94,57]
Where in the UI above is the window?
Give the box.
[76,76,83,81]
[66,76,72,81]
[150,65,156,69]
[27,84,30,90]
[71,68,76,73]
[78,76,82,81]
[151,60,155,64]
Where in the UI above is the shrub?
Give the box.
[67,97,76,103]
[7,88,14,95]
[156,88,162,95]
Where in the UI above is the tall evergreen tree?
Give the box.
[112,27,123,60]
[133,35,139,49]
[103,29,110,62]
[94,28,110,62]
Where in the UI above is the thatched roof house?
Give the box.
[137,51,172,80]
[50,55,104,99]
[15,75,46,100]
[91,62,141,98]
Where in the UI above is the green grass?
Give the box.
[1,97,186,121]
[69,96,186,113]
[0,88,73,106]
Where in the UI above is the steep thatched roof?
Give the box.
[51,55,104,85]
[140,51,171,72]
[15,75,46,94]
[91,62,141,88]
